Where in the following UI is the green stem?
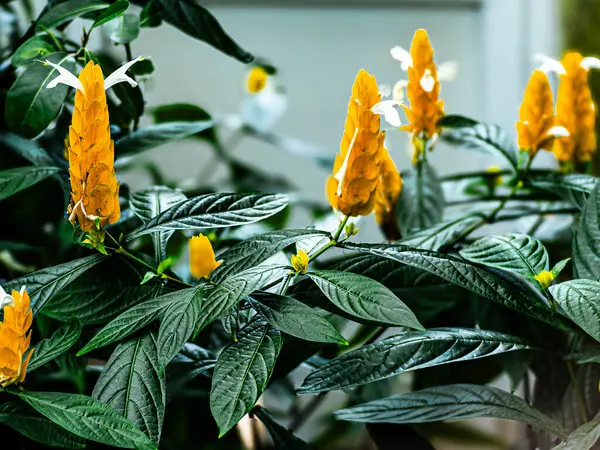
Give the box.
[39,25,66,52]
[566,360,589,423]
[416,156,425,230]
[124,43,133,62]
[278,274,292,296]
[289,392,327,433]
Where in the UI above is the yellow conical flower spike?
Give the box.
[0,286,33,388]
[290,249,309,274]
[553,52,597,164]
[375,148,403,240]
[400,29,445,139]
[327,69,385,217]
[189,234,223,279]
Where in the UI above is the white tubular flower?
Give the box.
[390,45,412,71]
[0,285,14,309]
[547,125,570,137]
[334,127,359,196]
[437,61,459,81]
[420,69,435,92]
[44,59,85,92]
[581,56,600,70]
[372,100,402,128]
[534,53,566,75]
[104,56,144,90]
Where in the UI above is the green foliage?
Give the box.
[0,165,60,201]
[28,319,82,372]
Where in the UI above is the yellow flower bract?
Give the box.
[189,234,223,279]
[516,70,555,155]
[533,270,555,289]
[247,67,268,94]
[67,61,120,232]
[375,149,403,226]
[291,249,309,274]
[0,288,33,388]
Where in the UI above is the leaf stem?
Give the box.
[288,392,327,433]
[566,360,589,423]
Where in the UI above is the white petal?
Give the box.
[104,56,144,91]
[534,53,565,74]
[0,285,13,309]
[420,70,435,92]
[581,56,600,70]
[437,61,458,81]
[390,45,412,70]
[19,285,26,296]
[379,83,392,98]
[392,80,408,102]
[334,127,359,196]
[372,100,402,128]
[547,125,570,137]
[44,59,85,92]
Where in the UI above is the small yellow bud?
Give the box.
[345,222,360,238]
[247,67,268,94]
[485,165,503,187]
[189,234,223,279]
[290,249,309,274]
[534,270,555,289]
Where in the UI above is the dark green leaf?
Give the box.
[37,0,109,28]
[335,384,566,437]
[115,121,213,155]
[130,186,187,264]
[110,13,140,44]
[250,292,347,345]
[397,161,444,233]
[11,35,57,67]
[532,174,597,210]
[297,328,534,394]
[92,0,129,28]
[0,400,85,449]
[212,229,329,282]
[552,418,600,450]
[126,193,288,241]
[93,332,165,444]
[0,132,55,166]
[0,166,60,201]
[210,317,282,436]
[167,343,216,394]
[5,53,75,138]
[152,102,215,143]
[573,182,600,280]
[400,215,481,251]
[17,391,156,449]
[441,123,519,171]
[436,115,478,129]
[252,406,312,450]
[139,0,162,27]
[459,234,549,277]
[308,270,423,330]
[129,58,154,76]
[29,319,82,372]
[550,280,600,343]
[155,0,253,63]
[3,253,106,316]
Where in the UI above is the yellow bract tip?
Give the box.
[290,249,309,274]
[533,270,555,289]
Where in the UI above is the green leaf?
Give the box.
[3,253,106,316]
[341,243,571,329]
[110,13,140,44]
[139,0,162,27]
[549,280,600,343]
[115,121,214,155]
[93,332,165,444]
[297,328,535,394]
[573,182,600,280]
[157,287,204,367]
[5,53,76,138]
[126,193,288,241]
[0,166,60,201]
[28,318,82,372]
[552,258,571,278]
[335,384,566,437]
[552,418,600,450]
[308,270,423,330]
[92,0,129,28]
[154,0,253,63]
[0,400,85,449]
[37,0,109,28]
[252,406,313,450]
[210,316,282,436]
[436,115,478,129]
[397,161,444,233]
[17,391,156,449]
[167,343,216,394]
[441,123,519,171]
[11,35,57,66]
[77,289,179,355]
[531,174,597,210]
[152,102,216,143]
[459,234,549,277]
[212,229,329,282]
[400,215,481,251]
[250,292,348,345]
[129,58,155,76]
[130,186,187,264]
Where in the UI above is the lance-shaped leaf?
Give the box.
[335,384,566,437]
[130,186,187,264]
[93,332,165,445]
[157,287,204,367]
[28,319,82,372]
[0,166,61,201]
[126,193,288,241]
[297,328,534,394]
[549,280,600,343]
[400,215,481,251]
[37,0,109,29]
[552,418,600,450]
[110,13,140,44]
[17,391,156,449]
[252,406,313,450]
[3,253,106,316]
[308,270,423,330]
[0,400,85,449]
[459,234,549,277]
[532,174,597,210]
[250,292,348,345]
[436,115,478,129]
[340,243,571,329]
[78,288,181,355]
[12,35,57,67]
[91,0,129,28]
[210,317,282,436]
[168,344,216,395]
[212,229,329,283]
[573,182,600,280]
